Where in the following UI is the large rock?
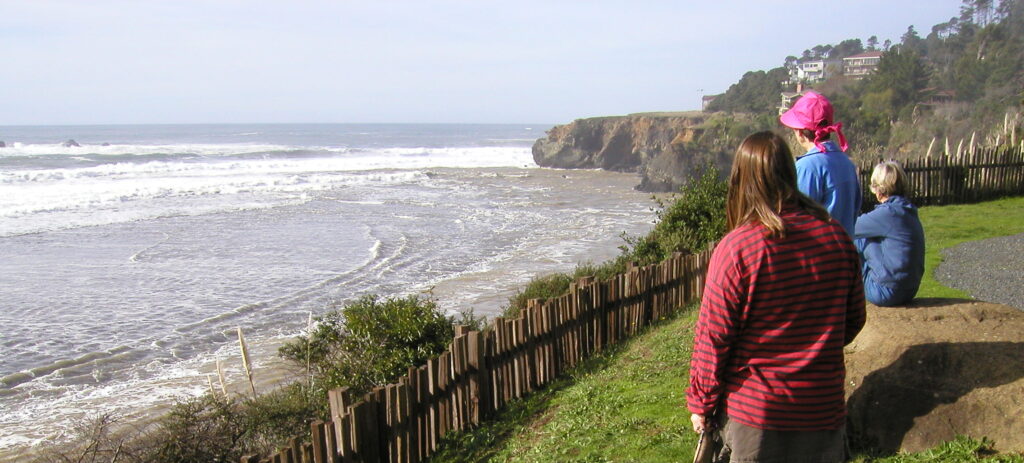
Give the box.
[844,299,1024,453]
[531,112,734,192]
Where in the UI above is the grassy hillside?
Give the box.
[430,306,701,463]
[430,197,1024,462]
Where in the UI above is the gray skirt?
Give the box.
[709,415,846,463]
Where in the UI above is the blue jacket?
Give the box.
[854,195,925,291]
[795,141,862,234]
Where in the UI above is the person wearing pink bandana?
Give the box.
[780,91,861,235]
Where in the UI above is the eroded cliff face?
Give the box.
[531,112,730,192]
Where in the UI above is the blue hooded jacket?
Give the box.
[795,140,862,235]
[854,195,925,291]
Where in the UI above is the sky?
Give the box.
[2,1,965,125]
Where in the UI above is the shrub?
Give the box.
[148,395,249,462]
[572,260,627,282]
[503,273,574,318]
[34,413,144,463]
[239,383,323,454]
[622,164,727,265]
[279,294,477,397]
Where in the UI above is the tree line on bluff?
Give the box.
[706,0,1023,158]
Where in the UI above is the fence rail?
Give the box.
[859,145,1024,208]
[242,250,713,463]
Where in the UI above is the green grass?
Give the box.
[850,435,1024,462]
[429,197,1024,462]
[431,307,701,463]
[916,196,1024,299]
[433,304,1022,462]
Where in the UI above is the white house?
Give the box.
[788,59,842,84]
[843,51,884,79]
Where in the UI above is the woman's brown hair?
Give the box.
[726,131,830,238]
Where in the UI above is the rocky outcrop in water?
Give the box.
[531,112,742,192]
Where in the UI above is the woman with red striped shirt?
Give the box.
[686,131,866,462]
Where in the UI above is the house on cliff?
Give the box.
[843,51,884,79]
[787,58,842,84]
[777,51,885,97]
[701,95,718,111]
[779,90,805,115]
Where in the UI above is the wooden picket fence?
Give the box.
[859,145,1024,208]
[241,250,712,463]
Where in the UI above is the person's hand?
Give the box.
[690,413,708,433]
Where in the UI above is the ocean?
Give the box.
[0,123,656,455]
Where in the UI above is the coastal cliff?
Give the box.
[531,112,751,192]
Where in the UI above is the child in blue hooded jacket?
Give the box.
[780,91,861,236]
[855,160,925,306]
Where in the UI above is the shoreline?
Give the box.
[0,167,657,461]
[0,335,300,462]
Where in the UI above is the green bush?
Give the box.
[503,273,574,318]
[502,259,633,318]
[279,294,480,397]
[34,388,324,463]
[149,395,249,462]
[240,383,323,453]
[572,260,627,283]
[622,164,727,265]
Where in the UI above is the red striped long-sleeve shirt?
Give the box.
[686,208,865,431]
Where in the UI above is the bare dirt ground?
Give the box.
[844,298,1024,453]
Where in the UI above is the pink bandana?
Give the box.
[813,122,848,152]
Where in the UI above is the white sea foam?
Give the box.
[0,343,255,449]
[0,168,657,457]
[0,145,536,237]
[0,170,429,215]
[1,147,534,181]
[0,143,536,168]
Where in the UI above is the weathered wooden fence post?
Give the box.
[351,395,380,462]
[468,330,487,425]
